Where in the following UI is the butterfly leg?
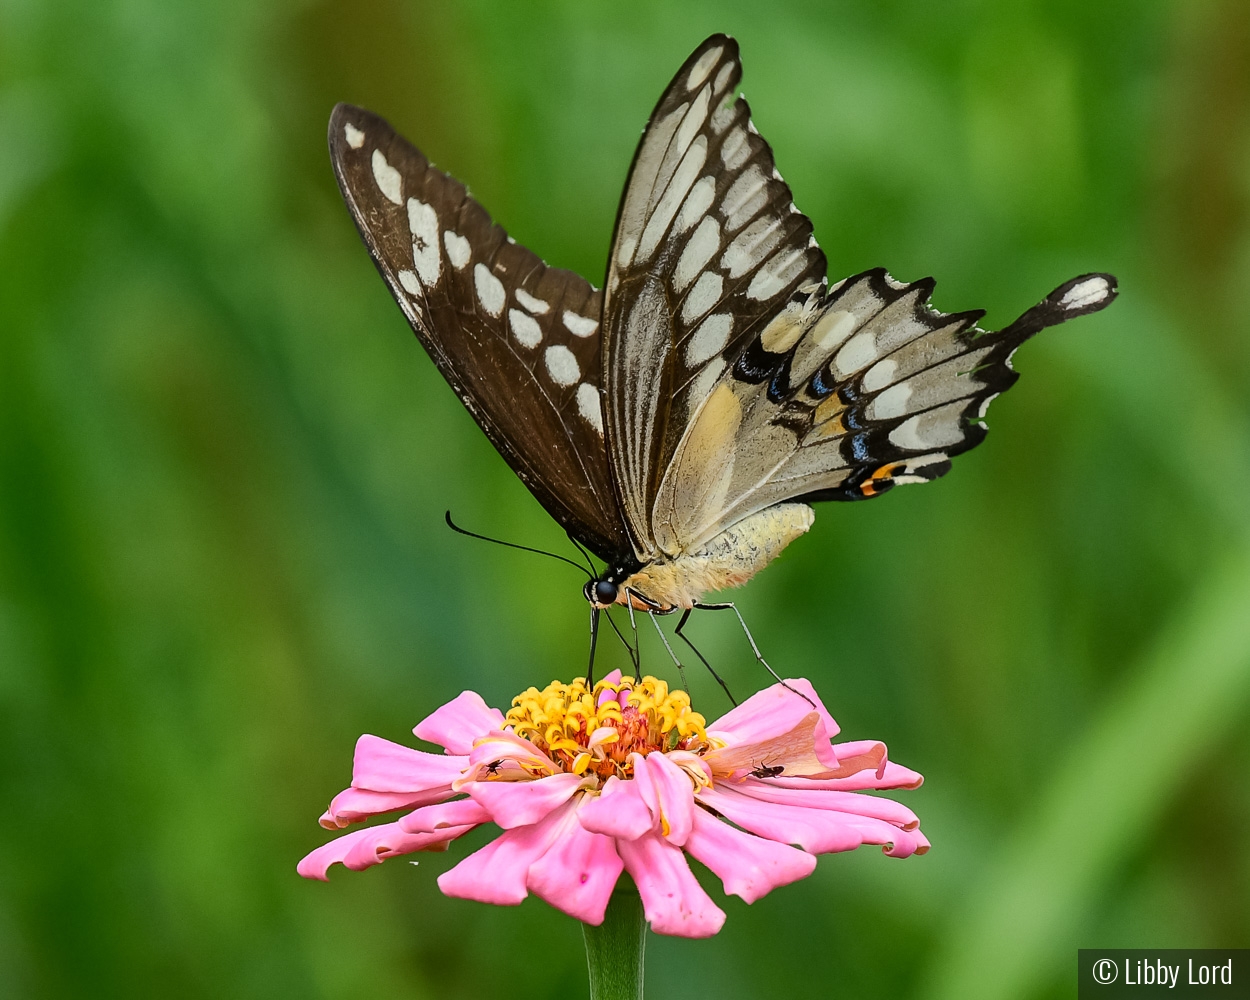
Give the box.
[694,603,815,708]
[646,611,690,695]
[603,609,641,673]
[674,609,738,707]
[625,599,642,674]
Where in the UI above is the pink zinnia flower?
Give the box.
[298,671,928,938]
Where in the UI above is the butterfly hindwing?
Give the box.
[652,269,1118,553]
[601,35,827,561]
[328,103,630,561]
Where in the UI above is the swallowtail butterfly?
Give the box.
[329,35,1116,623]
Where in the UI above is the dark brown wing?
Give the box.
[599,36,827,561]
[329,103,631,562]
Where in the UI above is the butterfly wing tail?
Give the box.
[997,273,1119,345]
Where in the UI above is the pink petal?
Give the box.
[578,775,655,841]
[464,731,560,775]
[705,679,840,768]
[321,786,454,828]
[685,807,816,903]
[643,752,696,847]
[879,824,928,858]
[351,735,466,792]
[297,820,471,880]
[823,739,923,790]
[766,759,923,792]
[398,797,491,834]
[413,691,505,754]
[467,772,586,829]
[699,784,913,856]
[437,802,568,905]
[827,740,888,776]
[617,833,725,938]
[729,780,921,829]
[526,802,624,924]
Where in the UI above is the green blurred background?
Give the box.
[3,0,1248,996]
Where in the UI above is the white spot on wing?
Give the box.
[861,357,897,393]
[685,313,733,366]
[674,87,711,157]
[515,288,550,315]
[544,345,580,386]
[721,164,768,231]
[720,126,750,170]
[713,62,734,96]
[397,269,421,296]
[834,330,878,377]
[681,271,724,324]
[888,401,966,451]
[710,103,735,134]
[616,234,638,269]
[1059,275,1112,312]
[577,383,603,434]
[687,357,725,407]
[759,310,805,353]
[343,123,365,149]
[614,105,685,273]
[508,308,542,348]
[746,247,807,300]
[867,380,913,420]
[674,216,721,292]
[811,309,857,352]
[687,46,723,91]
[407,199,440,286]
[563,311,598,337]
[371,149,403,205]
[721,217,782,279]
[443,231,470,269]
[676,176,716,234]
[474,263,505,317]
[637,136,707,263]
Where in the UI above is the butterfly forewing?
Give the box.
[601,35,827,561]
[329,103,630,561]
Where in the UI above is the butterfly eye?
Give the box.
[593,580,618,606]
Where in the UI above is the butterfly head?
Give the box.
[584,565,675,613]
[585,578,620,609]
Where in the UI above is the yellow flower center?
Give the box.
[504,675,710,779]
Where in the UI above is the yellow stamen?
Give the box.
[503,675,710,778]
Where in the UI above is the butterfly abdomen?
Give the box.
[620,502,814,610]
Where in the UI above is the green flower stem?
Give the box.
[583,885,646,1000]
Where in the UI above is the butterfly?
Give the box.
[328,34,1116,632]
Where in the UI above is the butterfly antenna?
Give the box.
[445,511,590,577]
[568,535,599,577]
